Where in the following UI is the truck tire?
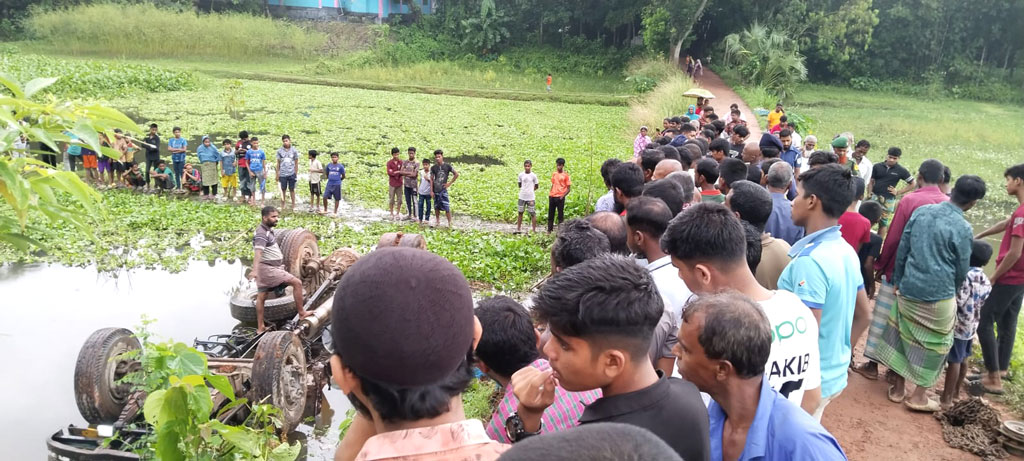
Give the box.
[280,229,319,280]
[74,328,141,424]
[229,286,297,323]
[251,331,307,432]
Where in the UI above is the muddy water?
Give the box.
[0,261,350,460]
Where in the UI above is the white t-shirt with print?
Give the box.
[758,290,821,405]
[518,172,539,201]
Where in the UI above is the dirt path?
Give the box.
[694,70,762,139]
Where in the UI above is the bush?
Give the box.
[627,73,698,134]
[26,3,327,59]
[624,57,679,93]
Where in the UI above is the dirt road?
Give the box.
[694,70,762,139]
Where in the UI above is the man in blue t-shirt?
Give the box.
[245,137,267,206]
[167,126,188,190]
[323,152,346,216]
[778,164,871,422]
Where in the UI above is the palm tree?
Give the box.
[723,23,808,100]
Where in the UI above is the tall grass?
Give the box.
[627,72,697,134]
[26,3,327,59]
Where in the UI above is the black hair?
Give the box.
[706,114,719,122]
[408,146,416,152]
[224,138,234,145]
[797,164,855,218]
[655,136,672,146]
[746,164,763,183]
[600,158,623,189]
[149,123,158,129]
[761,158,781,177]
[681,124,696,134]
[422,158,430,164]
[1006,164,1024,181]
[950,175,986,206]
[524,159,533,165]
[888,147,902,158]
[852,176,866,201]
[556,157,566,166]
[282,134,290,140]
[855,139,871,149]
[719,158,748,188]
[238,130,249,138]
[434,149,444,156]
[942,166,952,185]
[696,158,720,185]
[308,149,318,157]
[661,202,746,267]
[779,128,794,138]
[346,350,473,423]
[728,180,773,231]
[640,149,665,174]
[250,137,259,142]
[918,159,944,184]
[709,138,730,155]
[741,220,763,275]
[157,159,166,166]
[642,179,685,217]
[761,147,780,159]
[711,119,726,135]
[586,212,630,256]
[391,147,400,154]
[779,115,788,123]
[657,145,682,163]
[682,292,771,379]
[807,150,839,167]
[626,196,673,238]
[113,128,123,134]
[733,125,750,138]
[261,206,277,217]
[331,152,340,157]
[172,126,181,132]
[474,296,538,378]
[670,116,682,125]
[858,200,883,225]
[552,219,611,270]
[498,422,683,461]
[533,254,663,358]
[701,129,716,140]
[611,162,644,198]
[970,239,994,268]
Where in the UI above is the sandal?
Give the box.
[904,397,942,413]
[851,363,879,380]
[888,384,905,403]
[967,380,1005,396]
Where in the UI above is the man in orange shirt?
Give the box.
[546,74,553,92]
[548,158,571,233]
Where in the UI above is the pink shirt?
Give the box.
[356,419,509,461]
[875,185,949,279]
[634,134,652,157]
[485,358,602,443]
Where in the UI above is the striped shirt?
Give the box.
[485,358,602,443]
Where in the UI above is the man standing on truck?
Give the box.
[252,206,310,333]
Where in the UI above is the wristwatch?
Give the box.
[505,412,542,442]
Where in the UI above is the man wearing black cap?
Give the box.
[330,247,509,460]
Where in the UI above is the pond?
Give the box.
[0,261,349,460]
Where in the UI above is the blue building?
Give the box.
[274,0,434,20]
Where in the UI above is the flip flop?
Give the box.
[967,380,1005,395]
[851,364,879,380]
[888,384,905,403]
[904,397,942,413]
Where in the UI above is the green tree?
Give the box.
[643,0,712,64]
[722,24,808,100]
[460,0,510,54]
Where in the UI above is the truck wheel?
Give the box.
[251,331,307,432]
[74,328,141,424]
[229,286,297,323]
[280,229,319,293]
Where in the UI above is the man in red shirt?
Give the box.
[547,158,571,233]
[973,163,1024,394]
[839,178,872,252]
[854,159,948,380]
[386,147,404,219]
[235,131,253,201]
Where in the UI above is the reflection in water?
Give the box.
[0,261,348,460]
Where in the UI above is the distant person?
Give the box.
[196,135,220,199]
[80,142,99,185]
[517,159,540,234]
[729,125,749,159]
[245,138,267,206]
[167,126,187,190]
[220,139,238,202]
[940,240,993,409]
[386,147,403,220]
[142,123,160,186]
[431,149,458,228]
[838,177,871,252]
[696,158,724,203]
[779,129,800,170]
[634,126,652,158]
[767,103,785,129]
[121,162,146,189]
[546,73,553,92]
[709,138,730,163]
[235,131,253,202]
[857,201,884,298]
[831,136,849,165]
[401,147,419,221]
[849,140,872,183]
[417,158,433,224]
[307,150,323,212]
[150,160,175,193]
[324,152,346,216]
[867,147,915,238]
[764,162,804,245]
[547,158,571,233]
[182,162,201,195]
[276,134,299,209]
[727,180,793,292]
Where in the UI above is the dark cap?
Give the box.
[758,132,783,151]
[331,247,474,387]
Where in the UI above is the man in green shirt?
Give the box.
[150,160,176,193]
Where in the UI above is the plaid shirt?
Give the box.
[485,358,602,443]
[954,267,992,340]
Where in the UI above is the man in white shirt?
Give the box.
[625,196,693,323]
[594,158,622,213]
[851,139,873,183]
[516,159,540,233]
[661,202,822,413]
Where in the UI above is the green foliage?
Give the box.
[722,23,807,100]
[462,379,500,422]
[26,3,327,59]
[459,0,510,55]
[641,6,672,57]
[0,49,195,99]
[803,0,878,75]
[627,73,698,135]
[624,57,681,93]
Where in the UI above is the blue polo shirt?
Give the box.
[780,147,800,169]
[709,378,847,461]
[778,226,863,398]
[168,137,188,163]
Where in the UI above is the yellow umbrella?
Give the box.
[683,88,715,99]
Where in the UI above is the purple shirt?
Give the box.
[874,186,949,280]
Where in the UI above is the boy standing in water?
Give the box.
[168,127,187,190]
[324,152,346,216]
[547,158,571,233]
[220,139,237,201]
[516,160,539,234]
[308,150,324,213]
[417,158,432,224]
[246,138,267,206]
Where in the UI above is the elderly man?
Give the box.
[764,162,804,246]
[653,159,683,180]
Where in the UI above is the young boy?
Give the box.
[276,134,299,210]
[96,133,113,187]
[80,142,99,185]
[857,201,884,298]
[546,73,553,92]
[973,163,1024,394]
[246,138,267,206]
[941,240,993,409]
[235,131,253,202]
[517,160,539,234]
[150,160,175,193]
[417,158,432,224]
[695,158,724,203]
[143,123,160,187]
[168,127,188,190]
[308,150,324,213]
[121,162,146,190]
[324,152,346,216]
[547,158,571,233]
[182,162,201,195]
[220,139,237,201]
[838,177,871,252]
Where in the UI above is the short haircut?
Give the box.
[434,149,444,156]
[224,138,234,145]
[797,164,856,218]
[626,196,674,239]
[709,138,731,155]
[474,296,538,378]
[586,212,630,256]
[766,160,793,189]
[408,146,416,152]
[696,158,720,185]
[149,123,158,129]
[1006,163,1024,181]
[158,160,166,165]
[680,124,696,134]
[308,149,318,156]
[950,175,986,206]
[533,254,663,358]
[640,149,665,173]
[970,239,994,268]
[711,119,726,135]
[733,125,749,138]
[524,159,533,165]
[600,158,623,189]
[682,292,771,379]
[746,164,763,183]
[858,200,883,225]
[282,134,291,141]
[556,157,566,165]
[729,180,773,230]
[666,171,695,204]
[670,116,682,125]
[661,202,746,267]
[642,179,685,216]
[807,150,839,167]
[719,158,748,188]
[422,158,430,164]
[331,152,340,157]
[779,115,788,123]
[611,162,645,198]
[855,139,871,149]
[497,422,682,461]
[741,220,763,274]
[761,147,780,159]
[552,219,611,269]
[250,137,259,142]
[852,176,866,200]
[261,206,277,217]
[172,126,181,132]
[918,159,944,184]
[654,136,672,145]
[657,145,682,163]
[682,144,702,164]
[942,166,951,185]
[701,129,716,140]
[238,130,249,138]
[779,128,793,138]
[888,147,902,158]
[761,158,781,178]
[391,147,400,154]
